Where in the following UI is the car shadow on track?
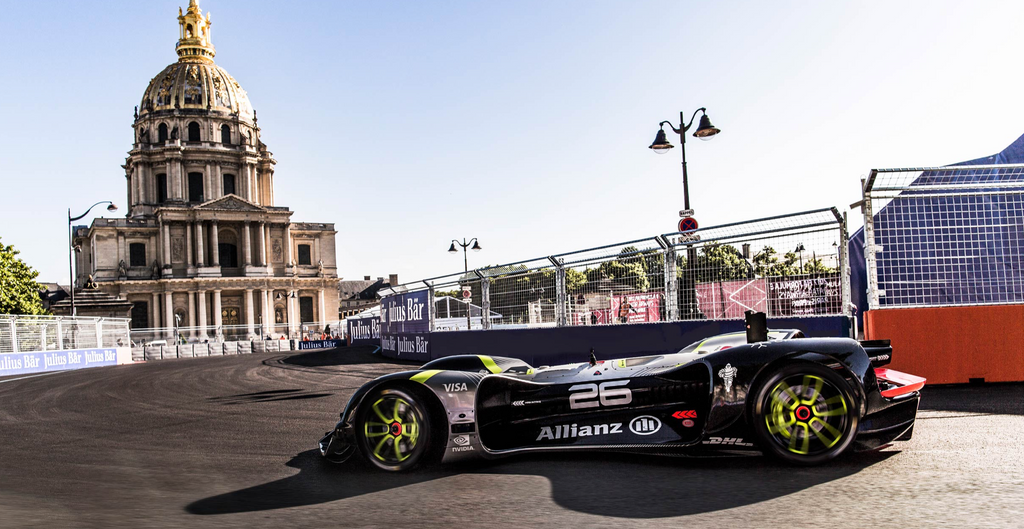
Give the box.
[919,383,1024,416]
[282,346,422,368]
[185,449,894,518]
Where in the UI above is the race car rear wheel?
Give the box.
[751,363,858,465]
[355,386,434,472]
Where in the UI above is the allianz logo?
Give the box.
[536,415,663,441]
[629,415,662,435]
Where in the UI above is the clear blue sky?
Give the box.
[3,1,1023,285]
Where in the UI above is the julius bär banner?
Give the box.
[380,290,430,357]
[347,316,380,346]
[0,348,119,377]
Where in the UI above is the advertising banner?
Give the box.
[608,292,662,324]
[380,291,431,358]
[347,316,381,346]
[695,279,769,319]
[767,276,841,316]
[0,348,118,377]
[298,339,345,350]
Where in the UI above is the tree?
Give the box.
[0,238,47,315]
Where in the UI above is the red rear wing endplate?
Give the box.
[875,368,927,398]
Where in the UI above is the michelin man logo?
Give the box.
[718,363,737,392]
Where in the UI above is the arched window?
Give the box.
[218,230,239,268]
[186,24,193,38]
[222,173,236,196]
[188,122,201,142]
[221,124,231,144]
[188,172,204,202]
[156,173,167,203]
[158,124,168,142]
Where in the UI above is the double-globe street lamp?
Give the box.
[448,238,482,329]
[649,108,721,210]
[68,201,118,316]
[650,108,720,319]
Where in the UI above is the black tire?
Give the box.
[751,362,859,465]
[355,386,435,472]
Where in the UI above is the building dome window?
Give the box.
[188,122,200,142]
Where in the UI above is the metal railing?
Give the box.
[128,320,345,345]
[0,315,131,354]
[862,164,1024,309]
[381,208,851,331]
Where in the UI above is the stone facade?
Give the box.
[71,1,339,338]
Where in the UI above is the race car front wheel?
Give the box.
[751,362,858,465]
[355,386,434,472]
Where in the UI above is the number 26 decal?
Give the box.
[568,380,632,409]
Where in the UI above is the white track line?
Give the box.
[0,371,63,385]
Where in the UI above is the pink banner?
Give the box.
[694,279,768,319]
[608,292,662,324]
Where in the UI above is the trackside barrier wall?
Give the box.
[133,339,297,362]
[430,316,851,366]
[865,306,1024,384]
[862,165,1024,383]
[0,347,133,377]
[377,208,854,362]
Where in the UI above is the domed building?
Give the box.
[68,1,339,340]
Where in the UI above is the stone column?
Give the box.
[197,290,208,339]
[204,163,212,203]
[284,224,293,267]
[214,165,222,198]
[187,291,196,338]
[318,289,326,330]
[264,223,271,267]
[245,288,255,338]
[151,292,160,327]
[260,289,270,335]
[164,291,174,337]
[243,222,252,266]
[185,222,193,266]
[256,221,266,266]
[210,221,220,266]
[161,222,171,269]
[213,289,223,339]
[195,221,205,267]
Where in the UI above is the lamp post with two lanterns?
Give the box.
[448,238,482,330]
[649,108,721,211]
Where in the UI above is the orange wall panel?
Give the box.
[865,305,1024,384]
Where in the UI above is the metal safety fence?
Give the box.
[381,207,852,331]
[128,320,345,346]
[0,315,131,354]
[862,164,1024,309]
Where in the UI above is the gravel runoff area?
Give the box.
[0,346,1021,528]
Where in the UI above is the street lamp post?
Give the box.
[448,238,481,330]
[68,201,118,316]
[649,109,719,320]
[649,108,721,210]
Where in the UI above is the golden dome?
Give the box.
[138,1,254,121]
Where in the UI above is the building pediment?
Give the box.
[196,194,266,212]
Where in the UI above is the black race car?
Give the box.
[319,316,924,471]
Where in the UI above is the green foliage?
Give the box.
[692,243,752,282]
[0,238,48,315]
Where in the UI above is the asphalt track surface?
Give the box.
[0,347,1022,528]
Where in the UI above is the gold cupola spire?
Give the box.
[175,0,215,63]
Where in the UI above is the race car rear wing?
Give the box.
[860,339,893,367]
